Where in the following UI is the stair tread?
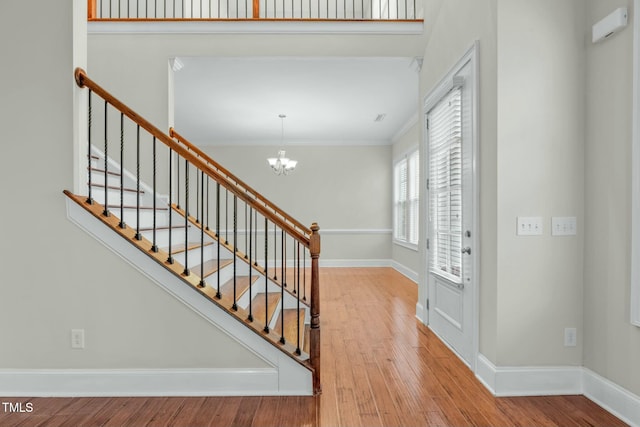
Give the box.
[139,224,188,231]
[191,258,233,279]
[89,182,144,193]
[275,308,306,349]
[250,292,281,326]
[89,167,121,176]
[106,204,168,210]
[162,241,213,254]
[221,275,258,301]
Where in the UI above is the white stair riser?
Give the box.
[171,245,216,269]
[116,209,170,229]
[91,189,141,206]
[141,227,200,248]
[90,173,123,188]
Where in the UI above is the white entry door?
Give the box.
[425,46,477,367]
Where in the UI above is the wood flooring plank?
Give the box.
[230,396,261,427]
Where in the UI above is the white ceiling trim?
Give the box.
[194,138,392,147]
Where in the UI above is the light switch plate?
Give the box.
[517,217,543,236]
[552,217,577,236]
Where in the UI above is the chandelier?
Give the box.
[267,114,297,175]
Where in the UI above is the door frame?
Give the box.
[420,41,480,372]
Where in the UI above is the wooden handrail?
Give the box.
[74,68,310,247]
[169,128,311,236]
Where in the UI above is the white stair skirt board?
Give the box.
[64,198,312,397]
[476,354,640,427]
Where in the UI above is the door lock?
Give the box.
[461,247,471,255]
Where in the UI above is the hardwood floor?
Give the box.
[0,268,627,427]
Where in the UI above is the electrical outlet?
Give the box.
[71,329,85,349]
[564,327,577,347]
[517,217,543,236]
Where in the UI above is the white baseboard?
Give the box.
[391,260,418,283]
[475,354,582,396]
[476,354,640,427]
[584,369,640,427]
[0,368,288,397]
[319,259,391,268]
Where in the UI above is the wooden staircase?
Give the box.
[64,68,321,395]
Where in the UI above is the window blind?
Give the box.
[428,86,462,282]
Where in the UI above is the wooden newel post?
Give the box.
[309,222,321,395]
[88,0,97,20]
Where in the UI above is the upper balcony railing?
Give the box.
[88,0,422,21]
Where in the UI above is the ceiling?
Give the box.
[173,56,420,146]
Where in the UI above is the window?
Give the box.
[394,149,419,248]
[428,85,463,282]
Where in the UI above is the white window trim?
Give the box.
[631,0,640,327]
[393,147,420,251]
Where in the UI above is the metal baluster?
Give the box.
[244,203,248,259]
[264,217,269,333]
[295,241,301,355]
[119,113,125,229]
[176,149,180,209]
[183,160,190,276]
[103,100,110,217]
[283,229,287,288]
[135,125,142,241]
[167,148,174,264]
[280,229,285,344]
[195,168,200,224]
[254,209,258,266]
[225,189,229,244]
[216,182,221,299]
[151,137,159,252]
[198,171,206,288]
[303,247,307,301]
[248,207,253,322]
[292,236,296,295]
[232,195,238,311]
[206,178,210,231]
[86,90,93,205]
[273,222,278,280]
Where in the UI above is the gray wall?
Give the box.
[495,0,585,366]
[584,0,640,397]
[0,0,265,371]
